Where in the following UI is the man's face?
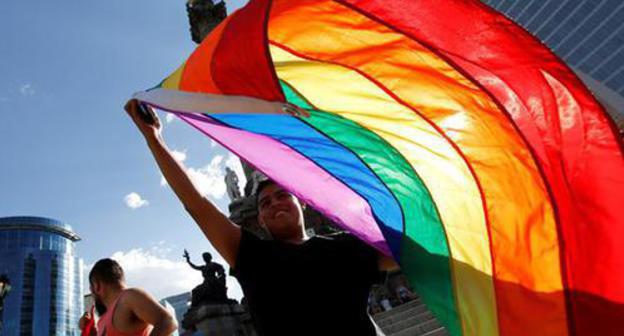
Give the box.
[257,184,304,240]
[89,278,103,301]
[89,278,107,315]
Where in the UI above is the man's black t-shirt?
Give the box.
[232,229,382,336]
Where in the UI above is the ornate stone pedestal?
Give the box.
[182,303,257,336]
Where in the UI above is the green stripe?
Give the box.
[280,80,461,335]
[147,79,165,92]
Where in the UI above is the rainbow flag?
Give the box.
[134,0,624,335]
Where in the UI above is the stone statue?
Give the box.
[225,167,242,202]
[250,171,267,197]
[184,250,229,306]
[186,0,227,44]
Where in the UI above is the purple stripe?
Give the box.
[175,112,391,255]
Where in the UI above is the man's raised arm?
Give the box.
[125,99,241,267]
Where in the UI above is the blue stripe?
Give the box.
[211,113,403,256]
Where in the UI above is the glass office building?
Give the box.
[482,0,624,127]
[0,216,83,336]
[162,292,194,335]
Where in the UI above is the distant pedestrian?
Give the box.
[88,258,177,336]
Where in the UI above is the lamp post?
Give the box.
[0,274,12,335]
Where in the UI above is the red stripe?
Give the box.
[341,0,624,334]
[210,0,284,101]
[179,15,232,93]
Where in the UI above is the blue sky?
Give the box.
[1,0,248,299]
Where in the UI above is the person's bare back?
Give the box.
[86,259,177,336]
[97,289,154,336]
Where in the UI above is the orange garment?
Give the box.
[97,290,152,336]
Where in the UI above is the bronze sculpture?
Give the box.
[184,250,229,306]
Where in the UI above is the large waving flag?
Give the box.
[134,0,624,335]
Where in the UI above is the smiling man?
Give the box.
[125,99,397,335]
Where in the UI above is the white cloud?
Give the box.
[209,139,218,148]
[124,192,149,209]
[187,155,227,199]
[19,84,35,96]
[158,151,247,203]
[159,155,226,196]
[165,113,176,123]
[110,248,201,299]
[171,149,187,162]
[86,243,244,301]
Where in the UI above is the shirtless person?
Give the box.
[125,99,397,335]
[85,258,177,336]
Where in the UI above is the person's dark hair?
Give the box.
[255,180,307,211]
[255,179,276,209]
[89,258,125,285]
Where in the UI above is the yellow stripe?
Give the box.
[161,62,186,89]
[270,44,498,335]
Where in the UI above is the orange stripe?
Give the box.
[268,0,568,335]
[178,14,233,94]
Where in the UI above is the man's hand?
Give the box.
[183,249,190,261]
[78,311,96,336]
[78,311,91,330]
[125,99,161,140]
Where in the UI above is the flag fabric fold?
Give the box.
[135,1,624,335]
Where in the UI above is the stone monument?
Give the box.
[186,0,226,44]
[225,167,242,202]
[181,250,256,336]
[184,250,230,305]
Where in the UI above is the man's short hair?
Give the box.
[89,258,125,285]
[255,179,276,200]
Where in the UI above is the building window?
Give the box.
[20,254,36,336]
[49,256,59,335]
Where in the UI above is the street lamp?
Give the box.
[0,274,11,335]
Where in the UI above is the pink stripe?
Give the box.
[176,112,391,255]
